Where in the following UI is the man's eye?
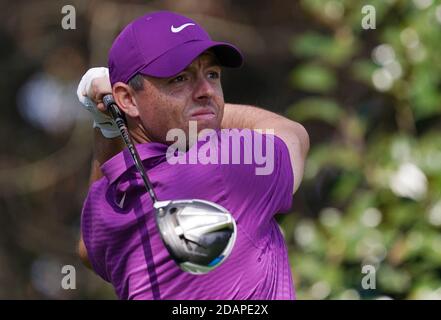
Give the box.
[208,71,220,79]
[171,75,186,83]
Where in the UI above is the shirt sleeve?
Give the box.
[81,179,111,283]
[220,129,294,227]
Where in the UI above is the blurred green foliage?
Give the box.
[2,0,441,300]
[282,0,441,299]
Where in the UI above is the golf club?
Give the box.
[103,94,237,275]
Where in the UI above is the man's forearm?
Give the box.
[222,103,292,130]
[222,103,306,135]
[89,128,124,184]
[222,103,309,158]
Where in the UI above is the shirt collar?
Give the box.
[101,142,169,185]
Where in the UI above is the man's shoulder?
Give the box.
[85,177,109,202]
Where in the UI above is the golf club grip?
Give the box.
[103,95,130,144]
[102,94,159,203]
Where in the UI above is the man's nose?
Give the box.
[193,76,215,102]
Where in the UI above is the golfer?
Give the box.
[77,11,309,300]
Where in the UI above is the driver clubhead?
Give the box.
[154,199,237,275]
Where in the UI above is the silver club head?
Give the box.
[154,199,237,275]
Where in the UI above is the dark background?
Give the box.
[1,0,441,299]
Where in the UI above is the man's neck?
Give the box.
[128,121,153,145]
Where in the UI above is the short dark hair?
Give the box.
[128,74,145,92]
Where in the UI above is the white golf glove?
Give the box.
[76,67,120,138]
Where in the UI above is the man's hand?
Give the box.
[86,74,112,112]
[77,67,120,138]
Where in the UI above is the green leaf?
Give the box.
[409,67,441,119]
[330,171,364,203]
[286,97,343,125]
[352,60,377,84]
[378,265,411,294]
[305,144,361,179]
[290,64,337,93]
[291,31,356,66]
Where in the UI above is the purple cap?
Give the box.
[108,11,243,85]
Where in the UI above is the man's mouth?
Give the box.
[189,108,216,120]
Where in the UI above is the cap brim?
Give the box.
[137,40,243,78]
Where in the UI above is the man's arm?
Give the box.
[222,103,309,194]
[77,72,125,268]
[88,129,124,183]
[78,128,124,269]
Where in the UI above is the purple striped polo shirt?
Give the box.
[81,128,295,299]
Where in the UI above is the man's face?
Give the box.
[133,51,224,146]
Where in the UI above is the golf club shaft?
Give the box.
[103,94,159,204]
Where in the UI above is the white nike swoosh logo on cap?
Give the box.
[171,23,195,33]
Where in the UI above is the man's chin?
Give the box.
[187,118,220,132]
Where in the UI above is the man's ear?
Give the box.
[112,82,140,118]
